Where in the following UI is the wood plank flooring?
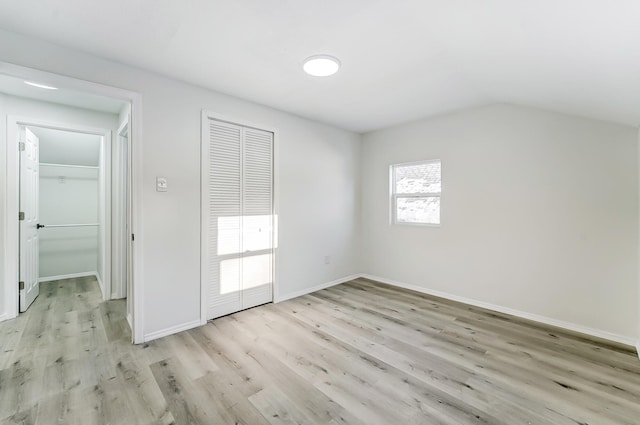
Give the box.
[1,276,639,424]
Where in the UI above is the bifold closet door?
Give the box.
[241,127,273,309]
[206,120,243,318]
[204,117,273,320]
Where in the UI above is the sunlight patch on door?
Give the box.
[220,253,273,295]
[217,215,278,255]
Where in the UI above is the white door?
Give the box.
[240,127,273,309]
[203,118,274,320]
[19,127,40,312]
[206,120,243,318]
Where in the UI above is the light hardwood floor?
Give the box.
[1,276,639,425]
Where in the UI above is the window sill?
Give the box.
[392,222,441,228]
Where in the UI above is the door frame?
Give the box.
[0,62,145,343]
[18,126,40,312]
[200,110,279,325]
[112,116,129,301]
[8,118,112,300]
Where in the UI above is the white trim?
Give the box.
[0,313,9,323]
[8,117,111,135]
[392,158,442,168]
[360,274,638,348]
[39,271,98,283]
[144,319,202,343]
[130,93,144,344]
[111,116,129,300]
[4,116,20,321]
[636,342,640,360]
[0,62,136,103]
[100,131,112,302]
[127,313,133,331]
[202,110,279,136]
[390,159,442,226]
[274,274,361,303]
[200,112,208,325]
[95,272,104,296]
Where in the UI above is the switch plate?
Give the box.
[156,177,168,192]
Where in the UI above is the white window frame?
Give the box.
[390,159,441,226]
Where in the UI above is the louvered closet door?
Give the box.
[205,117,274,320]
[206,120,243,319]
[241,128,273,309]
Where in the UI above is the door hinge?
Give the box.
[131,233,135,241]
[19,142,25,151]
[19,211,25,221]
[19,281,24,290]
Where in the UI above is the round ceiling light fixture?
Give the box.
[303,55,341,77]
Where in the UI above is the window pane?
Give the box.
[397,197,440,224]
[395,161,441,194]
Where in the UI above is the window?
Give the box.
[391,160,441,225]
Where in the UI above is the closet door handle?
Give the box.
[36,224,45,229]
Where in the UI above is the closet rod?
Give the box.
[39,162,99,170]
[38,223,99,228]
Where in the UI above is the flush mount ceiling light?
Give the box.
[303,55,341,77]
[24,81,58,90]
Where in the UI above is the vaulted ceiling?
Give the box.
[1,0,639,132]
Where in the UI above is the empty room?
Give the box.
[0,1,639,424]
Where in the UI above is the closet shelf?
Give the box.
[40,162,99,169]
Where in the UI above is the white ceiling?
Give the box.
[29,127,101,166]
[0,73,124,114]
[1,1,640,132]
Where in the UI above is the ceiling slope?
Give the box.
[0,0,639,132]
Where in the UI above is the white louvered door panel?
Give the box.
[206,120,242,319]
[241,128,273,309]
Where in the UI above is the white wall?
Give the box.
[0,92,118,318]
[38,165,99,278]
[0,30,362,337]
[361,104,638,341]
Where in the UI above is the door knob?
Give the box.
[36,223,45,229]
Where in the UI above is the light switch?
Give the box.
[156,177,168,192]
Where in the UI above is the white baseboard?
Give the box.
[39,271,98,283]
[274,274,361,303]
[144,319,202,343]
[95,272,104,298]
[111,292,126,300]
[143,274,360,343]
[0,313,9,323]
[360,274,637,348]
[126,313,133,331]
[636,342,640,360]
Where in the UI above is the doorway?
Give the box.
[114,116,132,325]
[0,63,143,342]
[18,124,110,312]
